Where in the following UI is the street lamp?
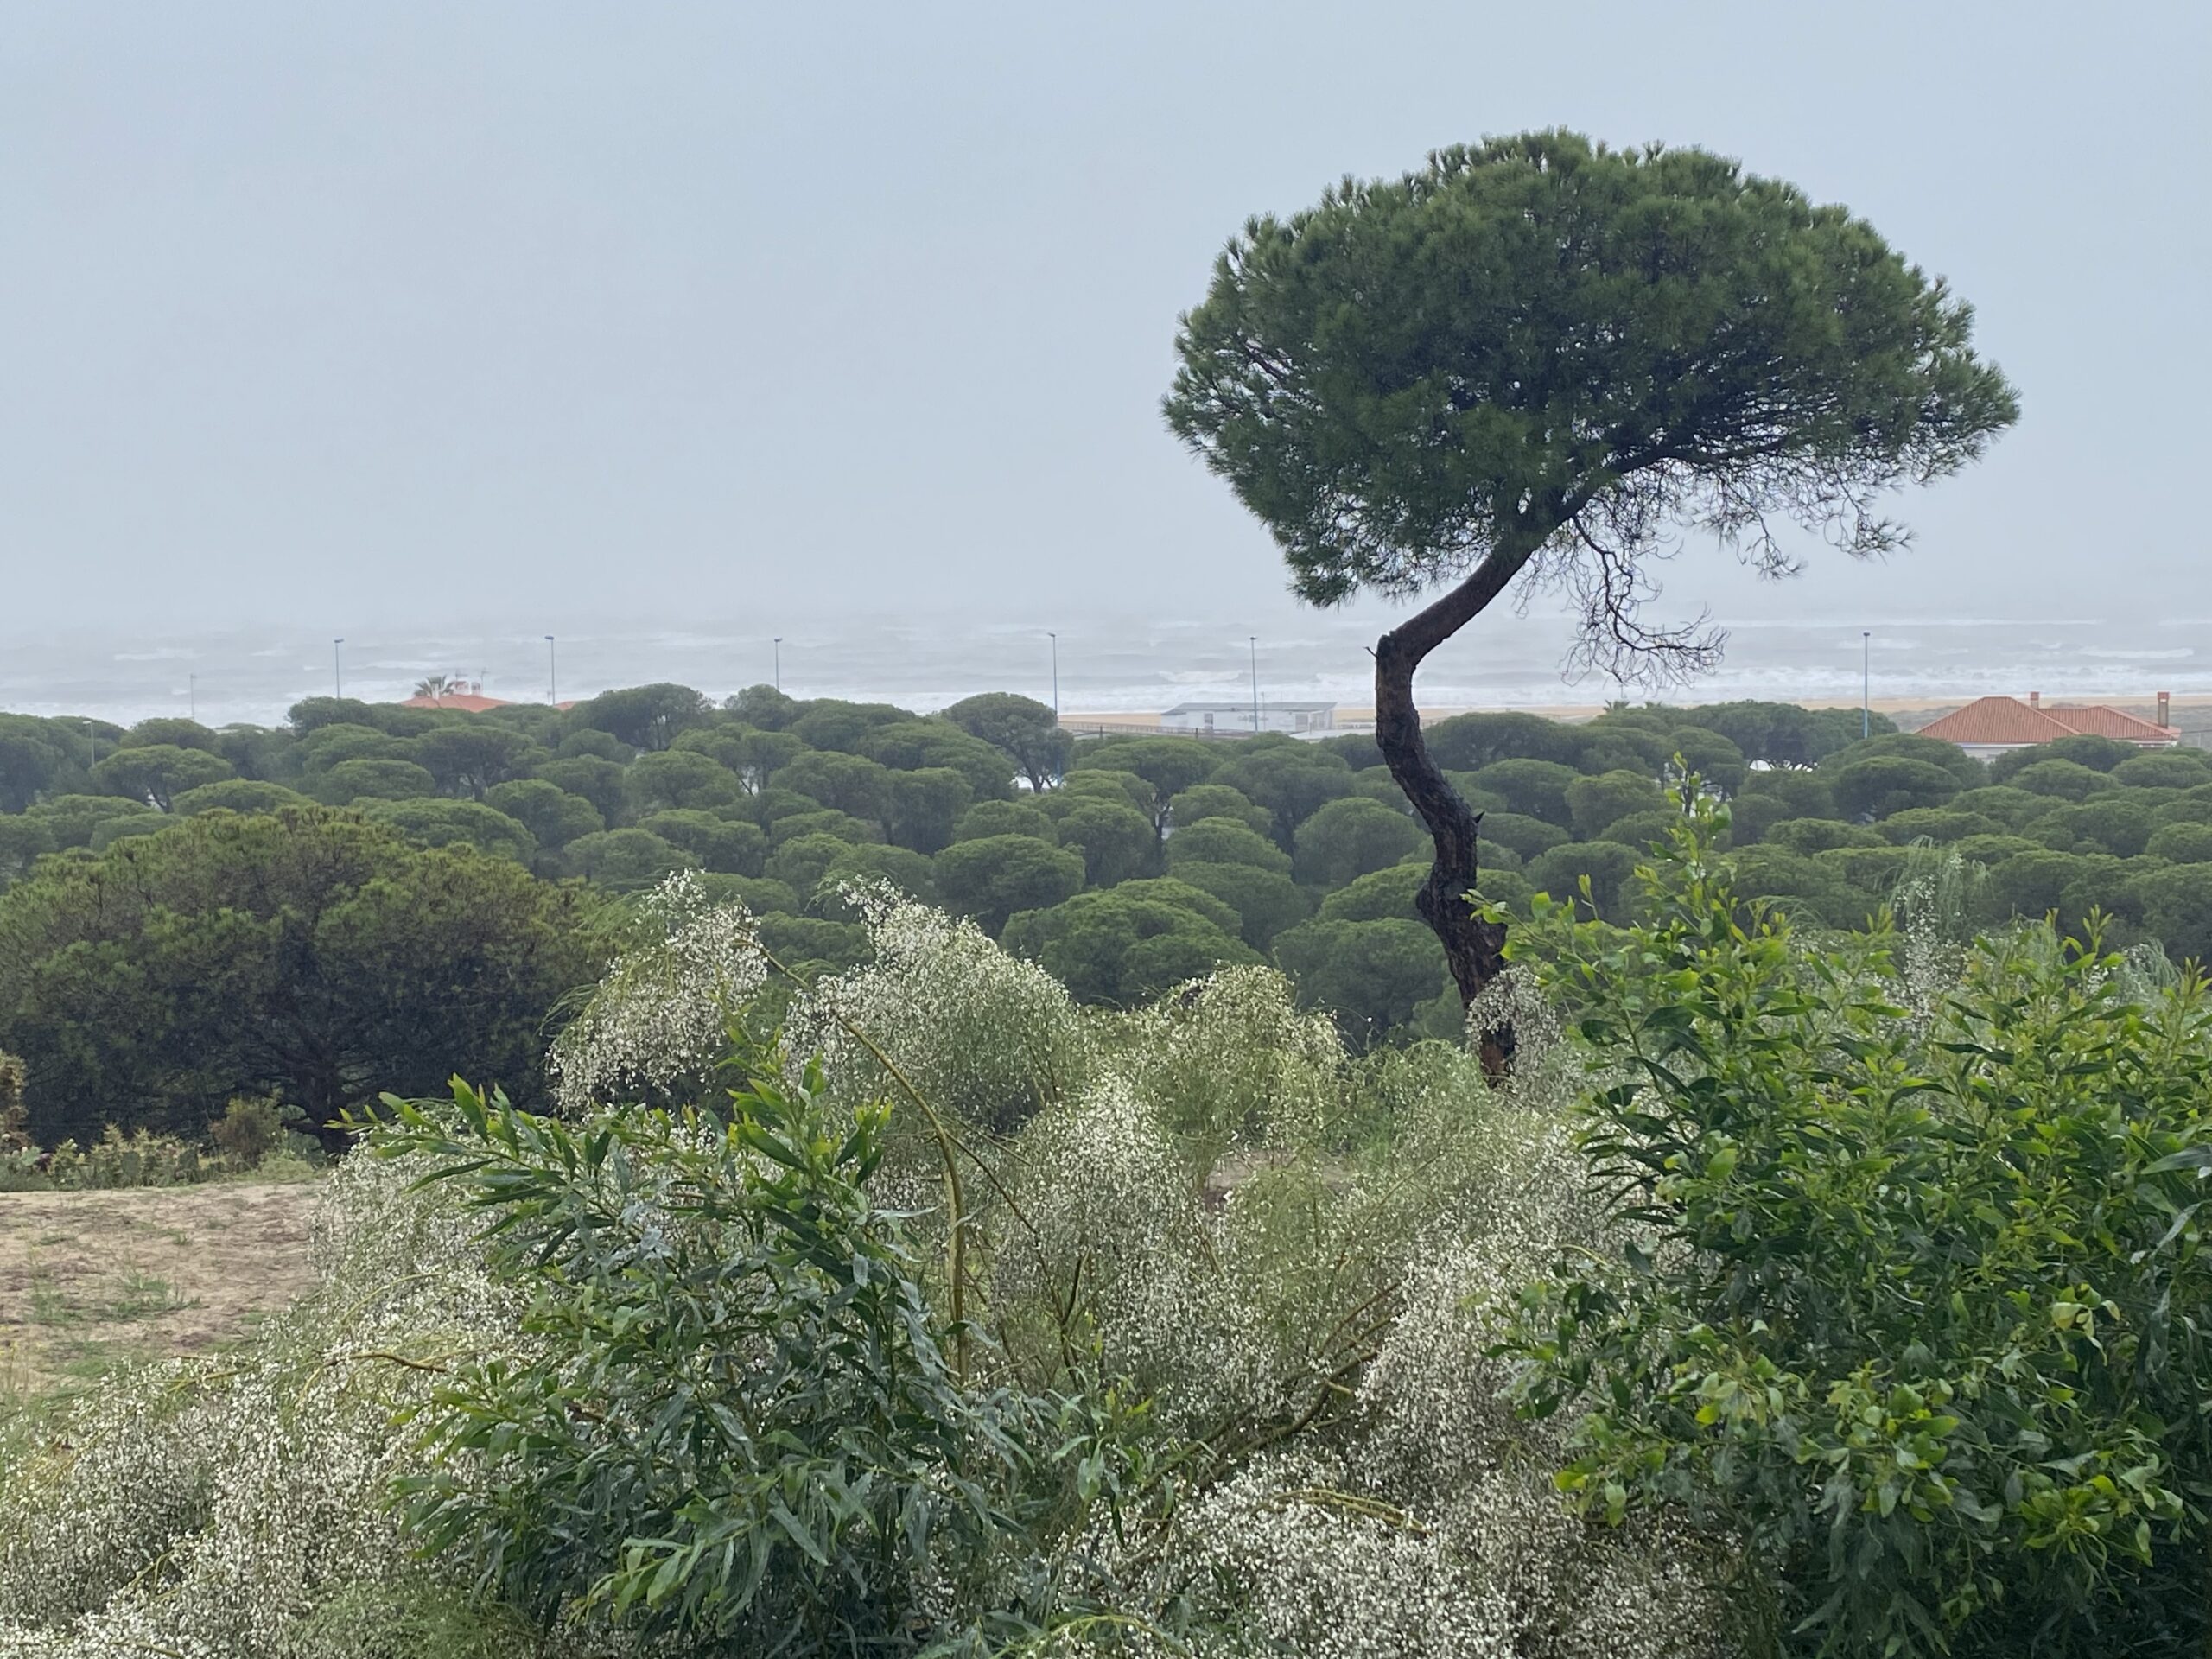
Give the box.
[334,639,345,700]
[1249,636,1260,734]
[545,635,557,705]
[1862,631,1871,740]
[773,637,783,693]
[188,672,197,724]
[1047,632,1058,722]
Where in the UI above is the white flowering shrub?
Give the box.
[0,874,1745,1659]
[0,1152,557,1659]
[791,882,1091,1135]
[546,870,766,1114]
[1101,964,1342,1155]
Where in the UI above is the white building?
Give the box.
[1160,701,1337,736]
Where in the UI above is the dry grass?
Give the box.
[0,1181,321,1399]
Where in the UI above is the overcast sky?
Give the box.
[3,1,2204,644]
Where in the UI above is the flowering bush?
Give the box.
[547,869,767,1114]
[0,872,1744,1658]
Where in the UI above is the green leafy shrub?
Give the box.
[209,1092,290,1166]
[373,1045,1121,1652]
[1510,804,2212,1656]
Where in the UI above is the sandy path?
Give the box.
[0,1181,321,1393]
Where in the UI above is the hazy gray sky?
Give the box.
[3,1,2205,642]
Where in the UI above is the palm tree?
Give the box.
[413,674,455,700]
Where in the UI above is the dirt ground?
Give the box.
[0,1181,321,1396]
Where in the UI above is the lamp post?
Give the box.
[334,639,344,700]
[545,635,557,705]
[773,638,783,692]
[1862,631,1871,740]
[188,673,197,724]
[1047,632,1058,723]
[1249,636,1260,734]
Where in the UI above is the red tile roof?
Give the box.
[1917,695,2177,749]
[400,692,511,712]
[1917,696,2075,747]
[2040,703,2179,744]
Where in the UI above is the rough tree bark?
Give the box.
[1372,537,1546,1074]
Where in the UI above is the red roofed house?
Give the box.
[1917,691,2180,763]
[401,677,511,713]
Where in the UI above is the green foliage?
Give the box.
[5,680,2209,1056]
[1691,702,1887,769]
[1566,770,1669,839]
[361,798,539,862]
[1165,815,1292,875]
[2007,759,2115,802]
[207,1091,301,1166]
[887,766,973,854]
[0,716,75,812]
[766,830,868,897]
[566,682,713,751]
[940,692,1071,791]
[1291,796,1425,887]
[1738,767,1837,822]
[19,792,153,849]
[564,827,697,892]
[1170,859,1313,949]
[2146,822,2212,865]
[170,779,313,816]
[92,743,233,810]
[482,778,604,853]
[1827,755,1962,820]
[1207,741,1355,846]
[0,806,604,1145]
[637,809,766,875]
[1052,798,1158,887]
[1166,130,2016,615]
[1764,817,1885,855]
[375,1052,1092,1651]
[1874,808,2005,847]
[313,755,440,804]
[1472,759,1581,827]
[2112,749,2212,790]
[1478,810,1570,862]
[1272,917,1447,1040]
[951,799,1056,843]
[1318,860,1427,924]
[1426,711,1586,772]
[409,724,539,798]
[1168,783,1273,838]
[725,682,800,730]
[934,835,1084,934]
[1526,840,1643,922]
[1510,808,2212,1656]
[811,843,938,909]
[1988,733,2138,782]
[531,755,629,825]
[1824,732,1986,789]
[1005,883,1255,1003]
[625,747,743,815]
[2031,797,2158,856]
[2132,864,2212,965]
[1071,735,1217,801]
[1948,785,2050,829]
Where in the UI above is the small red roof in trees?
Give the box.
[400,692,511,712]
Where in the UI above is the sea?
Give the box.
[3,608,2208,732]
